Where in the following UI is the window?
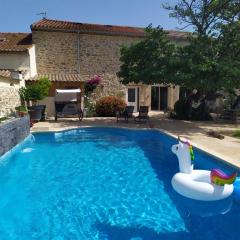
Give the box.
[128,88,135,102]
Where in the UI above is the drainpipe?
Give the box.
[77,30,80,74]
[77,30,84,109]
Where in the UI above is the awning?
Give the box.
[56,89,81,93]
[55,89,81,102]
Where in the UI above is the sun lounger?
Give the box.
[55,89,83,121]
[116,106,134,123]
[134,106,149,123]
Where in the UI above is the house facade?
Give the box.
[29,18,187,116]
[0,33,36,117]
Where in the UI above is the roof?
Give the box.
[0,33,32,52]
[31,18,188,40]
[28,73,85,82]
[0,69,11,79]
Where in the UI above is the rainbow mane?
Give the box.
[211,169,237,186]
[178,137,194,162]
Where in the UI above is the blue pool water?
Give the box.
[0,127,240,240]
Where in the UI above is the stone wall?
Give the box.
[90,73,126,103]
[32,31,142,75]
[32,31,78,74]
[32,31,143,106]
[0,115,30,156]
[0,78,21,117]
[78,34,142,75]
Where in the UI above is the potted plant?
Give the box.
[15,105,28,117]
[19,77,51,121]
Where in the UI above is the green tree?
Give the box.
[217,21,240,91]
[163,0,240,37]
[118,26,177,85]
[164,0,240,92]
[118,1,240,92]
[172,36,219,91]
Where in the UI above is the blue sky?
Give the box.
[1,0,186,32]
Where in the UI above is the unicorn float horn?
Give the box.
[171,137,194,174]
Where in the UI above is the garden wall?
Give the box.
[0,77,22,118]
[0,115,30,156]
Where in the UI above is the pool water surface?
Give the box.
[0,127,239,240]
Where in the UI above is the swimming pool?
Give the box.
[0,127,239,240]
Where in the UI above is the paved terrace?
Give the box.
[31,113,240,170]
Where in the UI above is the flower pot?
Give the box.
[28,105,46,121]
[19,111,27,117]
[38,105,46,121]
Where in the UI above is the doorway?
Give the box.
[151,86,168,111]
[126,87,139,112]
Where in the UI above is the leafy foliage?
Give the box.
[19,77,51,103]
[173,36,223,91]
[15,105,28,112]
[217,22,240,91]
[84,75,102,95]
[95,96,126,117]
[233,129,240,138]
[118,26,176,85]
[172,18,240,91]
[163,0,240,37]
[173,96,212,120]
[173,98,189,119]
[84,97,97,117]
[0,117,7,123]
[118,2,240,93]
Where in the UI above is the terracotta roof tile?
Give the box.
[31,18,188,40]
[28,73,85,82]
[0,70,11,79]
[0,33,32,52]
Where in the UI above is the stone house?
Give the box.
[0,33,36,117]
[28,18,188,116]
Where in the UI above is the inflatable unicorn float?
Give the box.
[171,137,237,201]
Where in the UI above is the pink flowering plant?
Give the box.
[84,75,102,95]
[84,75,102,117]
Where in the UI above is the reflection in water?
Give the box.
[174,194,233,218]
[233,177,240,200]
